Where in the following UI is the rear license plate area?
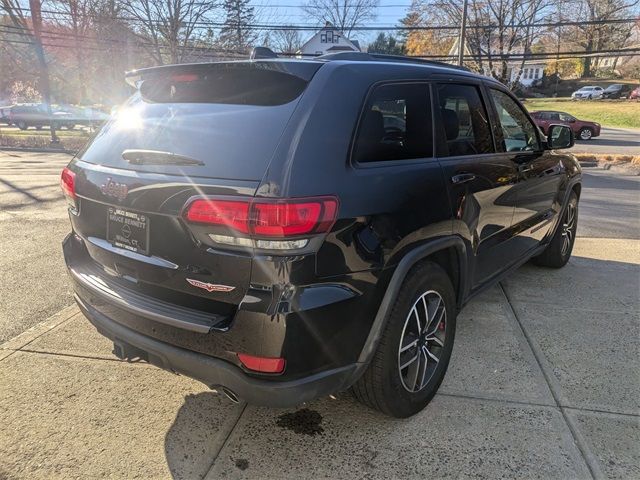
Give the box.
[107,207,150,255]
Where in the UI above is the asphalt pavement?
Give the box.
[0,151,73,343]
[570,127,640,156]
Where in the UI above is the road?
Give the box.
[570,126,640,155]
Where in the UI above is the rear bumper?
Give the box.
[75,293,359,408]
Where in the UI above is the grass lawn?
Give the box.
[522,98,640,129]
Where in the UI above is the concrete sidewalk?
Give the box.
[1,238,638,479]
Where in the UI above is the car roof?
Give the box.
[126,52,489,87]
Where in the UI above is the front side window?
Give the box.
[490,89,540,152]
[559,112,575,122]
[437,84,493,157]
[353,83,432,163]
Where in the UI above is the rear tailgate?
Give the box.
[65,61,321,331]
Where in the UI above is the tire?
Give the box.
[532,191,578,268]
[578,127,593,140]
[17,121,28,130]
[352,261,457,418]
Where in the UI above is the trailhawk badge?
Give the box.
[186,278,235,293]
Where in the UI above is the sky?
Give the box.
[251,1,413,45]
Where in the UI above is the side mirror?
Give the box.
[569,118,576,123]
[547,124,574,149]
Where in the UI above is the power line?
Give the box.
[4,4,639,31]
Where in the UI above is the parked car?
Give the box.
[530,110,601,140]
[0,105,13,125]
[630,86,640,100]
[602,83,634,99]
[9,103,77,130]
[61,53,581,418]
[571,86,604,100]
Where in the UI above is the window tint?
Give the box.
[490,89,540,152]
[559,112,574,122]
[353,83,432,163]
[437,84,493,157]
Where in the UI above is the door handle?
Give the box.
[451,173,476,185]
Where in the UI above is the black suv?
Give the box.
[62,54,581,417]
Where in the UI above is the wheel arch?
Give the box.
[355,236,467,368]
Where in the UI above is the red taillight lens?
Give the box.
[184,196,338,238]
[185,199,250,233]
[237,353,286,374]
[60,167,76,199]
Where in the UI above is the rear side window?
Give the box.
[489,89,540,152]
[353,83,432,163]
[436,84,493,157]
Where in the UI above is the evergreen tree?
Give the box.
[367,33,406,55]
[219,0,257,52]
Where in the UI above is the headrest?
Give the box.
[441,108,459,141]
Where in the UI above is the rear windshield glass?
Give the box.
[79,63,320,179]
[140,66,308,106]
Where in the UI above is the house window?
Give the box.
[523,68,529,79]
[320,31,340,44]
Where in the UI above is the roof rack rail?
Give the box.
[313,51,471,71]
[368,53,471,72]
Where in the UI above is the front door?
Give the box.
[434,82,520,289]
[486,88,564,256]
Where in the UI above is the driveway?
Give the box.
[0,157,638,479]
[0,151,73,343]
[570,127,640,156]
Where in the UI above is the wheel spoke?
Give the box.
[412,306,421,333]
[400,352,419,371]
[400,338,419,353]
[417,347,429,390]
[425,347,440,363]
[426,335,444,347]
[426,306,445,336]
[407,354,421,390]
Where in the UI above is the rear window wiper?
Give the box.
[122,149,204,166]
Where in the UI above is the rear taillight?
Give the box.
[237,353,286,374]
[60,167,78,210]
[184,196,338,250]
[60,167,76,199]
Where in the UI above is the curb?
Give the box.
[0,146,76,155]
[0,304,79,352]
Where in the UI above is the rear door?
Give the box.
[486,87,563,256]
[434,81,520,288]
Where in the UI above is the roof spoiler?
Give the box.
[250,46,278,59]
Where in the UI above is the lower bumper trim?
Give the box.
[75,293,359,408]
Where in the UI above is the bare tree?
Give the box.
[425,0,553,87]
[565,0,639,76]
[302,0,379,37]
[48,0,95,103]
[120,0,220,65]
[268,28,303,54]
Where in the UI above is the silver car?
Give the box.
[571,86,604,100]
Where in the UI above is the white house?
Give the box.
[448,39,546,87]
[297,22,360,57]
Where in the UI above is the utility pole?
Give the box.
[458,0,469,66]
[28,0,59,144]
